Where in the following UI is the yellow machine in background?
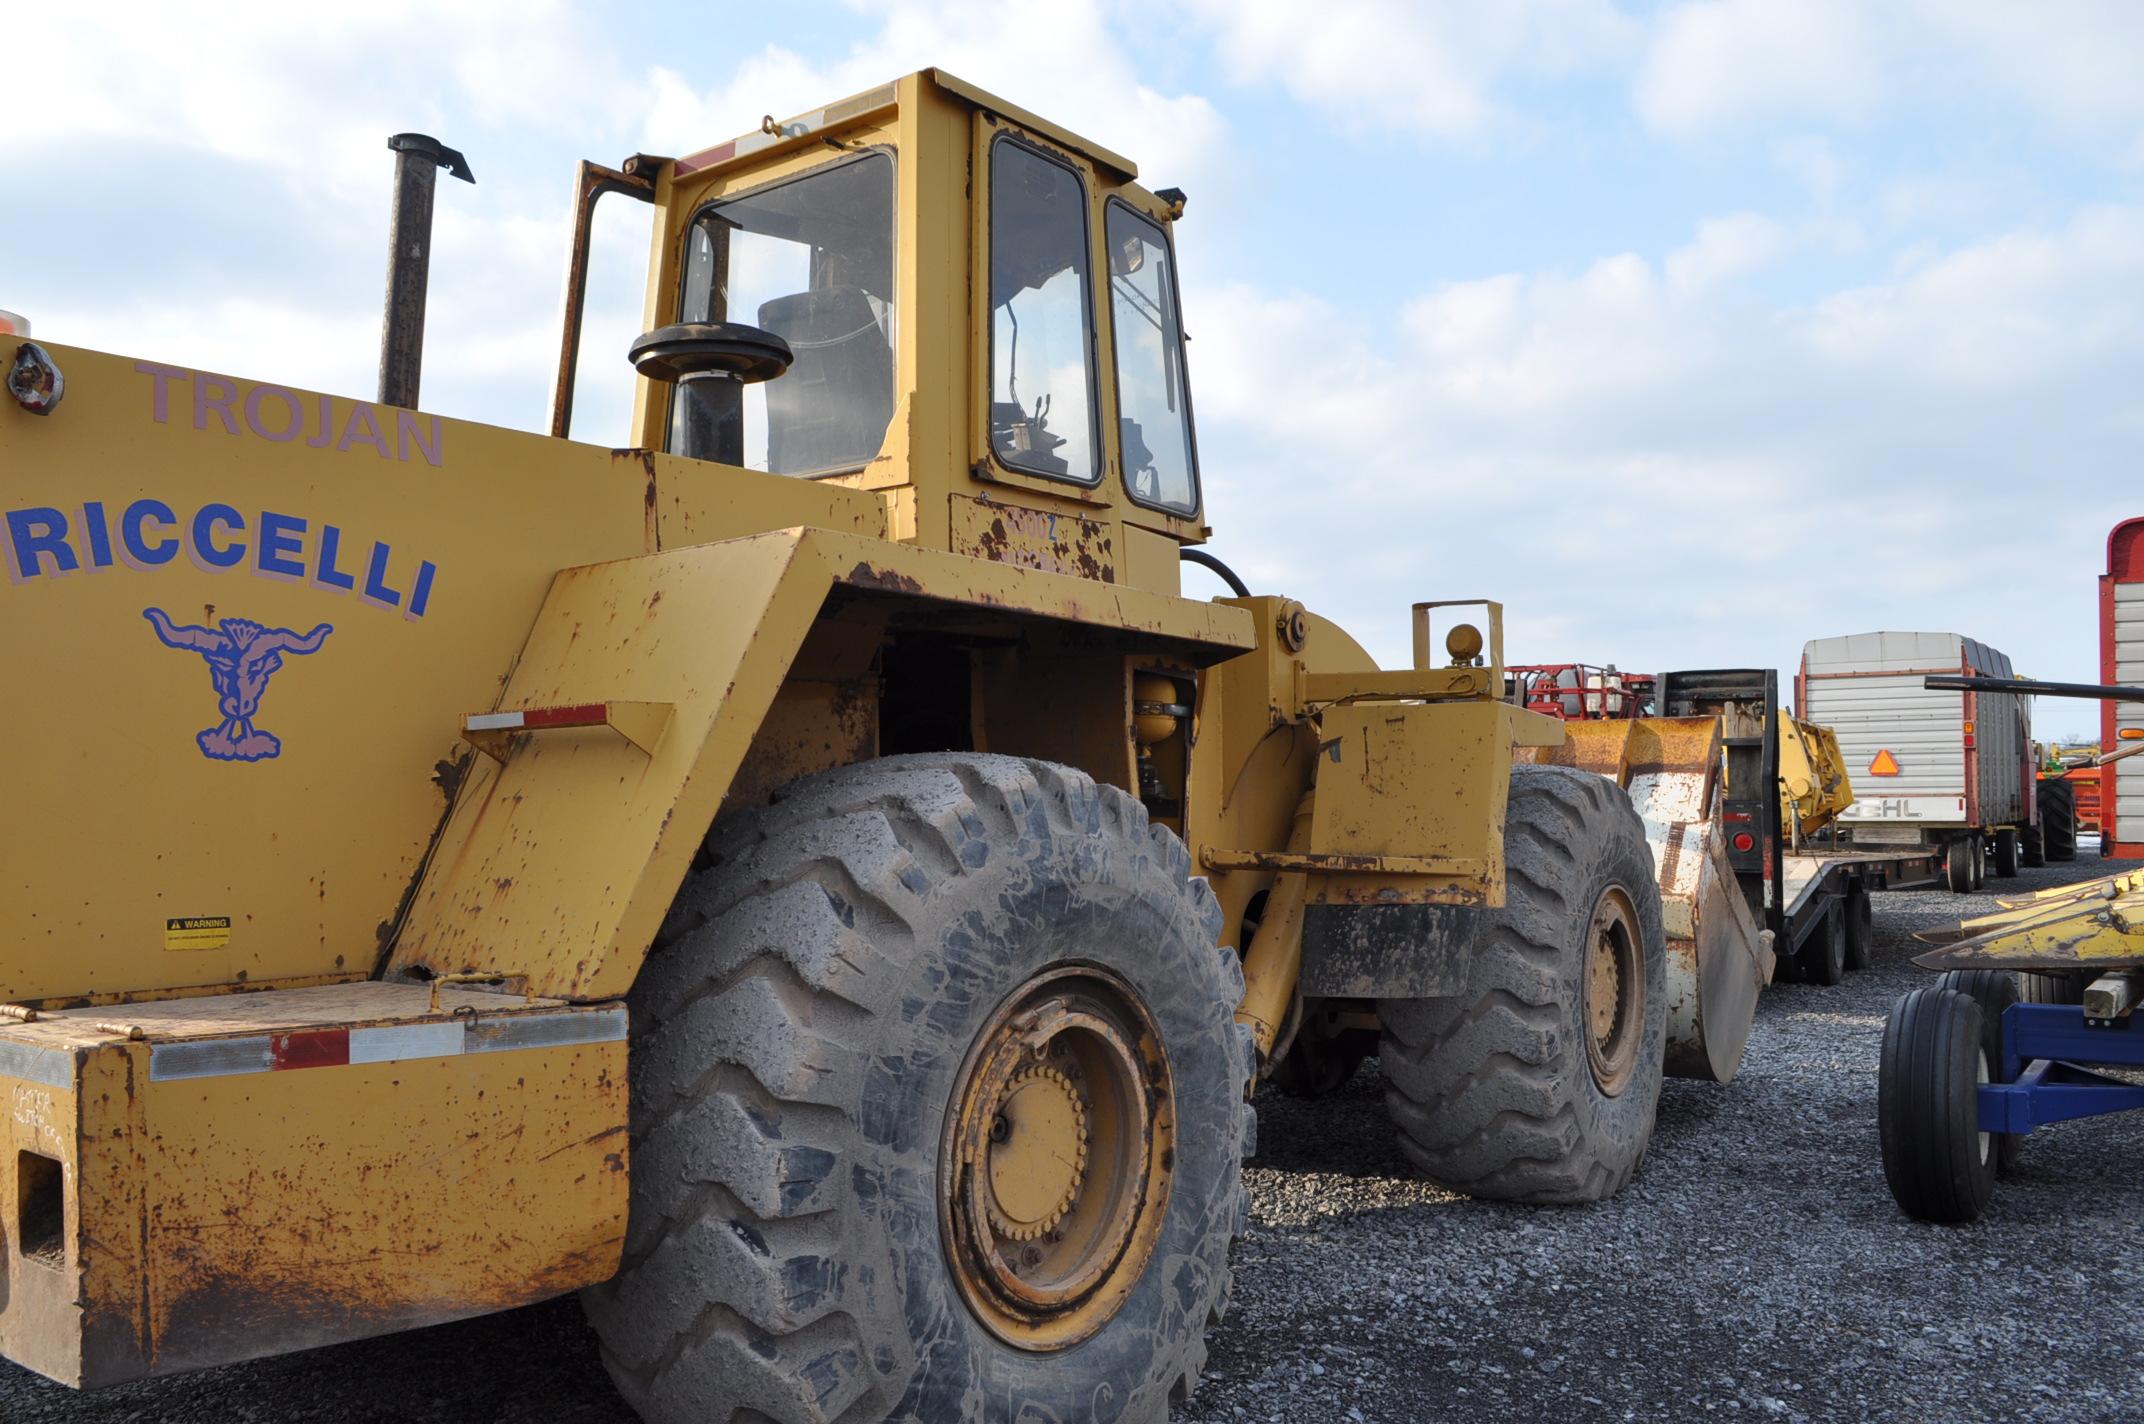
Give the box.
[0,72,1745,1424]
[1780,713,1856,842]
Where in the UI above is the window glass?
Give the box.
[1105,203,1199,514]
[675,152,895,476]
[989,138,1099,483]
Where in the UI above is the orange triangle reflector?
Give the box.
[1868,749,1901,776]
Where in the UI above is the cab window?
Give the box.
[989,137,1099,484]
[1105,202,1199,515]
[675,151,895,477]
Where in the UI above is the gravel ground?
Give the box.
[6,854,2140,1423]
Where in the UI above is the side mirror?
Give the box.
[629,322,793,465]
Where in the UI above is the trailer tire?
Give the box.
[2040,779,2078,862]
[1802,900,1848,986]
[2021,819,2047,869]
[1931,970,2023,1174]
[583,754,1254,1424]
[1993,828,2020,878]
[1970,836,1987,890]
[1878,987,1997,1223]
[1842,883,1874,973]
[1944,837,1975,894]
[1377,765,1666,1204]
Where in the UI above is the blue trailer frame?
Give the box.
[1979,1004,2144,1133]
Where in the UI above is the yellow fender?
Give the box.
[389,527,1254,999]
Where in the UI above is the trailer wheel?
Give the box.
[1878,987,1997,1223]
[1842,884,1874,973]
[2040,779,2078,862]
[583,754,1254,1424]
[1931,970,2023,1174]
[1970,836,1987,890]
[1802,900,1848,986]
[2021,819,2047,869]
[1378,765,1666,1204]
[2017,971,2083,1006]
[1993,829,2020,878]
[1944,837,1975,894]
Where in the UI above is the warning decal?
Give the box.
[165,916,233,952]
[1868,749,1901,777]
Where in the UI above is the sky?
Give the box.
[9,0,2141,743]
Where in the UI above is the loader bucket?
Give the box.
[1530,717,1773,1082]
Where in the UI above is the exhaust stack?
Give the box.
[377,133,474,411]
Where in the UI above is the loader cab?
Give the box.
[587,70,1205,590]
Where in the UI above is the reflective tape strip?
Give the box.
[0,1039,73,1089]
[465,704,608,733]
[149,1008,626,1082]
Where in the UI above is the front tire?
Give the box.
[1879,987,1997,1223]
[583,755,1254,1424]
[1378,765,1667,1204]
[1801,900,1848,986]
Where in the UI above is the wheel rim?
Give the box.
[940,964,1176,1351]
[1975,1050,1992,1166]
[1582,887,1644,1096]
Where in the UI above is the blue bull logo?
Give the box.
[144,608,333,762]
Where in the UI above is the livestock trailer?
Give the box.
[1799,632,2033,892]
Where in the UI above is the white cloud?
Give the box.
[1184,0,1639,142]
[1636,0,1883,139]
[1637,0,2144,148]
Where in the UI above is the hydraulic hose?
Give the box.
[1179,547,1251,598]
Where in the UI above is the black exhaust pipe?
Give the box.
[377,133,474,411]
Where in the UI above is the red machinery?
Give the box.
[1507,663,1656,721]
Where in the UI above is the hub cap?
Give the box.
[940,965,1176,1351]
[1583,886,1644,1096]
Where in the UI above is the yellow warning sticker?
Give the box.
[165,916,232,952]
[1868,749,1901,777]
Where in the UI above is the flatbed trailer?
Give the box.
[1660,670,1941,984]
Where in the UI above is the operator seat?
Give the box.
[757,286,895,476]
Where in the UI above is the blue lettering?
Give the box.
[189,503,247,569]
[257,510,307,578]
[314,524,356,591]
[6,507,76,579]
[122,500,179,566]
[406,560,437,619]
[362,541,401,607]
[80,501,114,568]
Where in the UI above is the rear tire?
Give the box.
[1945,837,1975,894]
[583,754,1254,1424]
[2017,971,2082,1005]
[1842,883,1874,973]
[2021,818,2047,868]
[1802,901,1848,986]
[1879,987,1997,1223]
[1970,836,1986,890]
[1993,829,2020,878]
[2041,779,2078,862]
[1378,765,1666,1204]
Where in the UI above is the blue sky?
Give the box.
[10,1,2143,740]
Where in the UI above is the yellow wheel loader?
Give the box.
[0,72,1757,1422]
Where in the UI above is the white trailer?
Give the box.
[1798,631,2035,893]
